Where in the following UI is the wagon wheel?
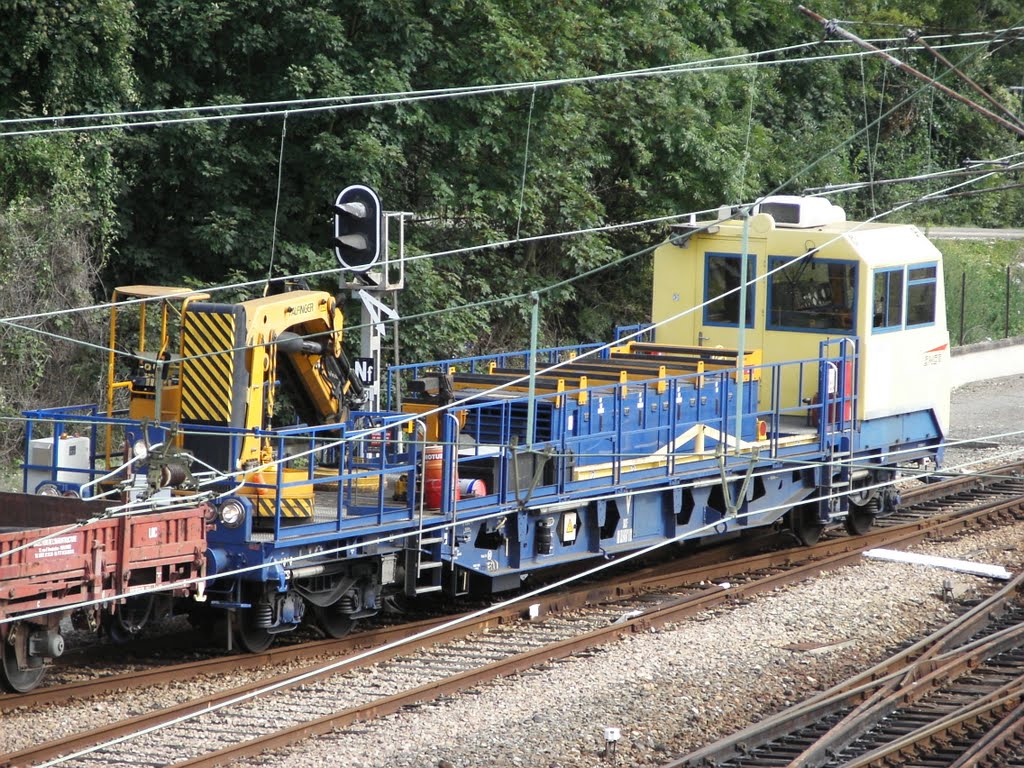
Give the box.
[845,497,879,536]
[788,504,824,546]
[105,594,155,644]
[1,625,46,693]
[313,605,357,639]
[234,609,274,653]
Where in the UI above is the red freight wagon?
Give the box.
[0,491,207,692]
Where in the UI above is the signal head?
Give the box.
[331,184,382,272]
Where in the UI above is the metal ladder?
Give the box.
[817,338,857,522]
[404,419,450,596]
[404,532,445,596]
[820,448,852,522]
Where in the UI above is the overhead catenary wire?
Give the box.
[799,6,1024,140]
[514,87,537,242]
[0,205,720,332]
[0,33,1013,140]
[802,153,1024,195]
[0,41,825,138]
[1,24,1017,133]
[859,56,876,214]
[908,29,1024,131]
[0,13,1012,337]
[0,31,1011,140]
[264,112,290,295]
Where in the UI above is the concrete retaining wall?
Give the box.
[950,336,1024,387]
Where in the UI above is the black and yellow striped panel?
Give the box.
[253,497,313,518]
[181,310,236,424]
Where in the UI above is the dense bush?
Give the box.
[0,202,104,461]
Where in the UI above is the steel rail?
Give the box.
[4,468,1023,767]
[4,472,1016,714]
[948,698,1024,768]
[165,494,1024,768]
[0,529,785,713]
[4,460,1020,713]
[80,491,1024,766]
[846,688,1024,768]
[664,574,1024,767]
[788,622,1024,766]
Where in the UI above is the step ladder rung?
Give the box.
[418,560,443,571]
[414,585,443,594]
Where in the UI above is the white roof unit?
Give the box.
[754,195,846,228]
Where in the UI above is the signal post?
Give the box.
[331,185,406,412]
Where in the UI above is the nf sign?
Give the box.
[353,357,376,386]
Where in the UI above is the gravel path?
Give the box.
[948,374,1024,446]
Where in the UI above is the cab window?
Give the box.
[871,263,936,332]
[767,257,856,333]
[907,265,937,327]
[872,268,904,331]
[704,253,755,328]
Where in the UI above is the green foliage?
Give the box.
[0,0,136,117]
[0,0,1023,410]
[0,0,136,462]
[97,0,1024,362]
[937,238,1024,344]
[0,201,104,461]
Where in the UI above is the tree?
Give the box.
[0,1,136,457]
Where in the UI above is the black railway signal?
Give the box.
[331,184,383,272]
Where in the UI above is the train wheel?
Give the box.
[1,627,46,693]
[314,605,356,639]
[789,505,824,546]
[105,594,155,644]
[845,498,879,536]
[234,611,274,653]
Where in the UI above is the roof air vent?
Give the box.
[755,195,845,228]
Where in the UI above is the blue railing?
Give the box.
[20,346,859,534]
[23,404,110,495]
[614,323,655,342]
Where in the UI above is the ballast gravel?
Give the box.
[3,379,1022,767]
[224,523,1023,768]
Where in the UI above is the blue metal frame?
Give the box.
[23,404,112,496]
[871,266,905,334]
[906,262,939,329]
[21,337,944,597]
[614,324,655,342]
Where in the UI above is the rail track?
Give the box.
[5,462,1022,714]
[665,572,1024,767]
[3,462,1023,767]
